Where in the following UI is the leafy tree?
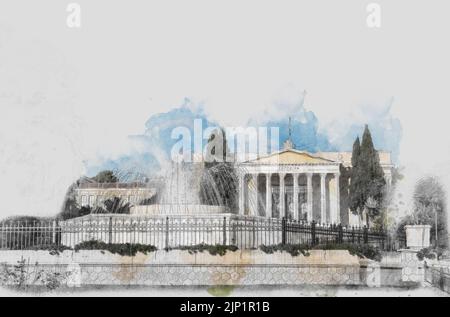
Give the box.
[57,197,79,220]
[349,125,386,226]
[351,136,361,168]
[57,197,95,220]
[96,197,131,214]
[139,194,158,206]
[360,125,386,204]
[199,129,238,211]
[57,197,131,219]
[57,178,96,220]
[78,206,95,217]
[92,170,118,183]
[0,216,49,224]
[409,177,448,248]
[349,137,364,214]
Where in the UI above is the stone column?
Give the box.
[320,173,327,224]
[253,173,259,216]
[307,173,313,222]
[334,172,340,224]
[239,173,245,215]
[279,173,286,218]
[265,173,272,218]
[293,173,299,220]
[385,175,392,190]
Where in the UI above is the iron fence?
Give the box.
[425,264,450,294]
[282,218,406,250]
[0,215,404,251]
[0,221,57,250]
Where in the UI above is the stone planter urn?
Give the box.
[405,225,431,250]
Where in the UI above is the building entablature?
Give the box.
[235,163,340,175]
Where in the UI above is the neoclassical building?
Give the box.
[74,182,157,208]
[236,142,393,226]
[72,139,393,227]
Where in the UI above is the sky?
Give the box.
[1,0,450,219]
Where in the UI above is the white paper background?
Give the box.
[0,0,449,296]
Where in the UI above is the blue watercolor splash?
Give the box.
[330,103,402,162]
[255,112,337,153]
[86,99,217,179]
[85,98,402,179]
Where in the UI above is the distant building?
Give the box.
[235,138,394,226]
[74,137,394,228]
[74,181,158,208]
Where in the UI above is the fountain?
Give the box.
[130,159,233,216]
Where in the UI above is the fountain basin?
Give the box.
[130,204,229,216]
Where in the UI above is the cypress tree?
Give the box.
[349,125,386,226]
[351,137,360,168]
[349,137,363,214]
[360,125,385,205]
[199,129,238,210]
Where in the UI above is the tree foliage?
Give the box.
[199,129,238,211]
[99,197,131,214]
[57,197,90,220]
[408,176,448,248]
[57,196,131,220]
[349,137,363,213]
[92,170,118,183]
[349,125,386,225]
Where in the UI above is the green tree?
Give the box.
[57,178,97,220]
[92,170,118,183]
[58,197,80,220]
[349,125,386,226]
[57,197,95,220]
[199,129,238,211]
[349,137,364,214]
[98,197,131,214]
[412,177,448,248]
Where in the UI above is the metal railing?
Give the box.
[0,221,57,250]
[0,216,404,251]
[425,264,450,294]
[282,218,406,250]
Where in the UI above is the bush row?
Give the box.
[259,243,383,261]
[19,241,382,260]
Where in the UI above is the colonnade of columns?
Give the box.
[238,172,341,224]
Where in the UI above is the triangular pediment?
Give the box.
[246,149,337,165]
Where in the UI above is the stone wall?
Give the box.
[0,250,423,288]
[0,250,361,287]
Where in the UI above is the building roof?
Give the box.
[242,149,338,165]
[240,149,393,167]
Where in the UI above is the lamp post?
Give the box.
[434,202,439,247]
[430,197,441,248]
[435,208,438,247]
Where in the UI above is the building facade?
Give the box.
[74,182,157,208]
[73,146,393,227]
[236,147,393,226]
